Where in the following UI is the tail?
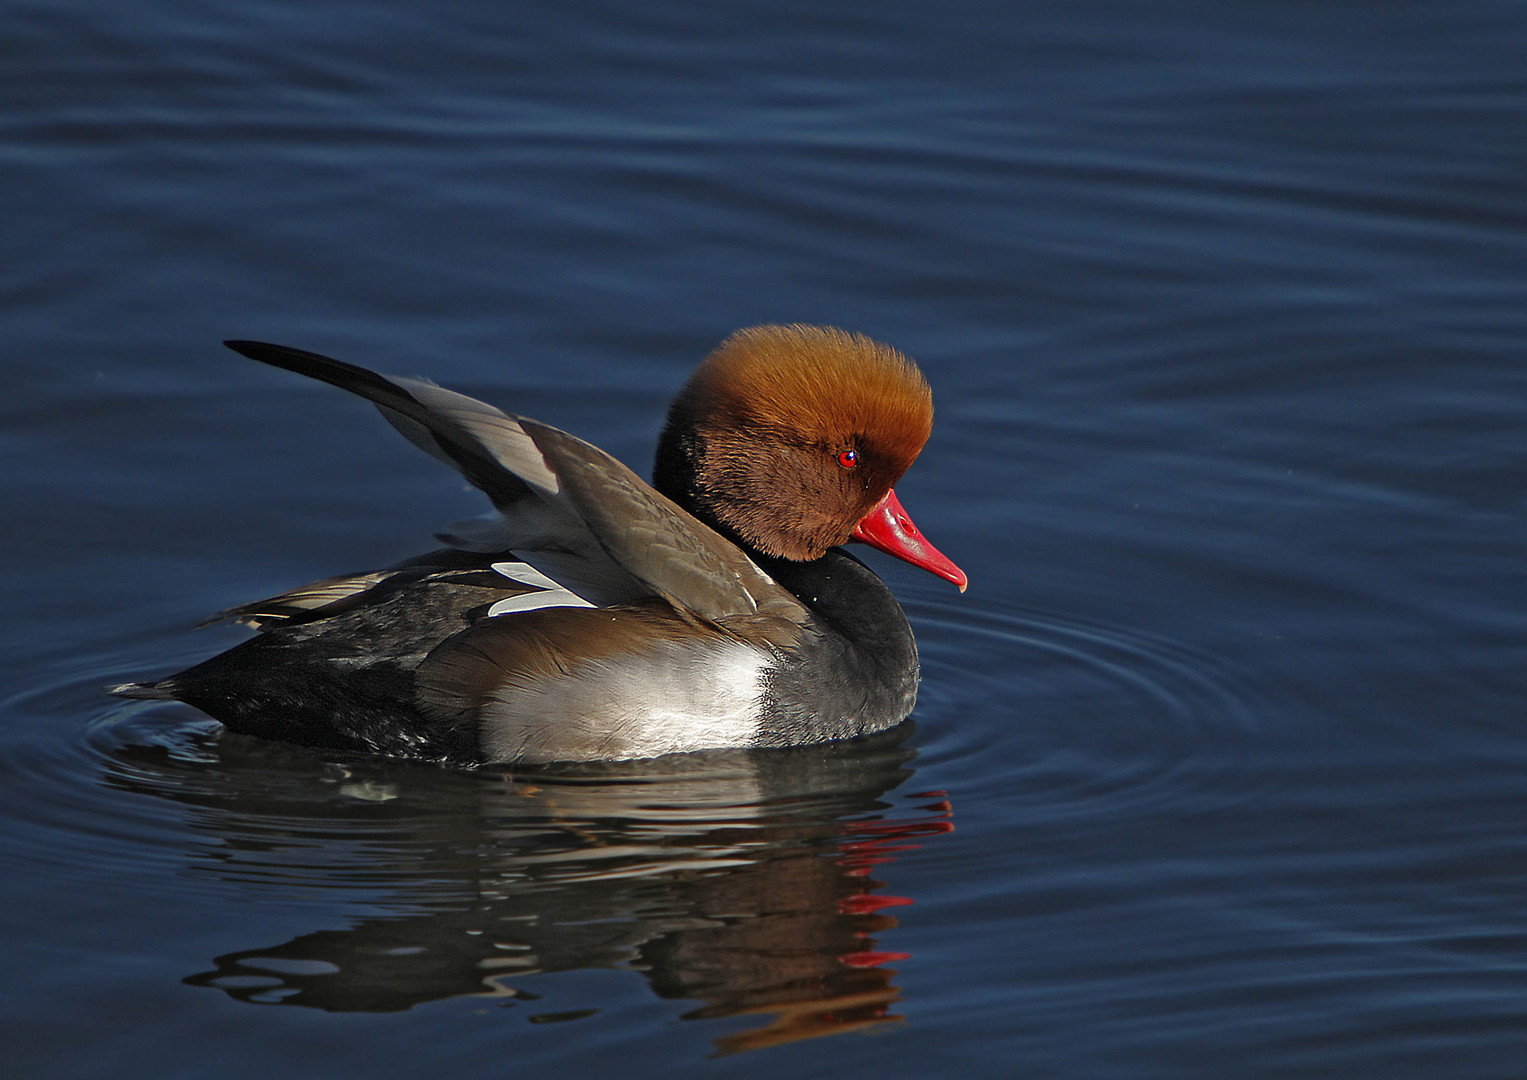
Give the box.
[107,680,177,701]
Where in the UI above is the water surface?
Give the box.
[3,1,1525,1076]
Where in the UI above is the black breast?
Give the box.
[751,548,919,747]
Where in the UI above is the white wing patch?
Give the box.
[486,560,597,617]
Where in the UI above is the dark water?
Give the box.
[4,1,1525,1075]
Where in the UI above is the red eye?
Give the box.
[837,449,859,469]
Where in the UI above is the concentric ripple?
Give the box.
[904,592,1285,820]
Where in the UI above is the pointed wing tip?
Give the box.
[223,338,312,372]
[224,339,270,358]
[223,339,324,371]
[221,339,394,394]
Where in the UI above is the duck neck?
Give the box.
[653,413,748,548]
[750,548,920,744]
[652,413,699,513]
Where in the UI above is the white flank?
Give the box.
[480,639,767,764]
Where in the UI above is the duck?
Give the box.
[112,325,966,764]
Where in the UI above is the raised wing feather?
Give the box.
[224,341,807,628]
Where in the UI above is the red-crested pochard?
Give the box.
[112,325,966,763]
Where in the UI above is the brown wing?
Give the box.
[225,341,808,629]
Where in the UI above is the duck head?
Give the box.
[655,325,966,589]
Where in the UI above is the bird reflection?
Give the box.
[103,723,952,1054]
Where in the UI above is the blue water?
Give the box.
[4,1,1526,1076]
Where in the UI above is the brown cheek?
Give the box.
[694,439,809,557]
[699,435,894,560]
[766,457,858,557]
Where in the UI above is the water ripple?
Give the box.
[906,595,1283,820]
